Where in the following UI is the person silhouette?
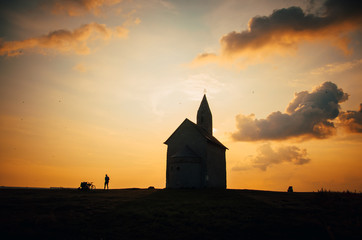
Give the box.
[104,174,110,190]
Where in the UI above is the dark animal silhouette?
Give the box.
[79,182,95,190]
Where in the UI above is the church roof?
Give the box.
[164,118,228,150]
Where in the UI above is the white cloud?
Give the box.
[181,73,225,101]
[311,59,362,75]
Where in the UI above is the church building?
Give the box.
[164,95,227,189]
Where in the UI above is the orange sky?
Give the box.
[0,0,361,191]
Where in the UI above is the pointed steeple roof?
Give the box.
[199,94,211,113]
[197,94,213,135]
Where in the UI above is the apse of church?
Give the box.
[164,95,227,189]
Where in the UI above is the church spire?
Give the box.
[197,94,213,135]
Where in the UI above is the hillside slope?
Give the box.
[0,189,361,239]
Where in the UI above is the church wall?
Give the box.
[168,159,201,188]
[206,144,226,189]
[166,122,208,188]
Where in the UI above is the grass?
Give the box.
[0,188,361,239]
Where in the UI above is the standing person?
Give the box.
[104,174,110,190]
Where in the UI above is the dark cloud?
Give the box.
[0,22,128,57]
[222,0,362,55]
[194,0,362,64]
[232,143,311,171]
[51,0,122,16]
[338,104,362,133]
[231,82,349,141]
[0,0,141,57]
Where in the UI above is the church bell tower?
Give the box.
[197,95,213,135]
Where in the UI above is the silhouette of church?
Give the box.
[164,95,227,189]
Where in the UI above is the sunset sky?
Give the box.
[1,0,361,191]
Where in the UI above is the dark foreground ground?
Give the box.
[0,188,361,239]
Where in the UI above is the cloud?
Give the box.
[182,73,225,101]
[73,63,87,72]
[231,81,349,141]
[51,0,122,16]
[311,59,362,75]
[0,22,129,57]
[338,104,362,133]
[148,73,225,117]
[232,143,311,171]
[193,0,362,66]
[191,53,219,67]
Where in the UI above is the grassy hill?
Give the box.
[0,188,361,239]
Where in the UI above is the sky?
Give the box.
[0,0,361,191]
